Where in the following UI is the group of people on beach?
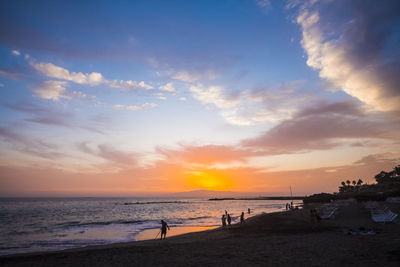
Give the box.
[221,208,250,229]
[158,207,252,239]
[285,202,299,211]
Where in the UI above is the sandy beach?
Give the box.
[1,201,400,267]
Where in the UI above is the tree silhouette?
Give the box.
[394,165,400,175]
[341,181,346,187]
[352,180,356,186]
[346,180,351,186]
[375,171,391,184]
[357,179,363,186]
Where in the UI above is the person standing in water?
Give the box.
[160,220,170,240]
[240,212,245,224]
[248,208,251,214]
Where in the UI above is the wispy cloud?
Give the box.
[159,82,175,92]
[31,61,153,90]
[156,144,257,165]
[256,0,272,13]
[76,142,139,167]
[242,101,400,154]
[189,81,310,125]
[0,127,65,159]
[11,49,20,56]
[32,80,93,101]
[172,70,218,83]
[112,103,157,111]
[189,84,239,109]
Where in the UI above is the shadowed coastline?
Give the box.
[1,201,400,267]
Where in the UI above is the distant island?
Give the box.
[209,196,304,201]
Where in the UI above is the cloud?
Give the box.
[32,81,70,101]
[172,70,218,83]
[242,101,399,154]
[179,97,186,101]
[0,126,65,159]
[0,82,4,87]
[11,50,20,56]
[107,80,153,91]
[294,0,400,111]
[256,0,272,13]
[32,62,104,85]
[32,80,92,101]
[189,81,310,125]
[189,84,239,109]
[112,103,157,111]
[4,101,74,128]
[172,72,198,83]
[31,61,152,90]
[156,144,258,165]
[159,82,175,92]
[76,142,138,166]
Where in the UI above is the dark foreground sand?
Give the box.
[1,202,400,266]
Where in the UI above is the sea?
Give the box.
[0,197,302,255]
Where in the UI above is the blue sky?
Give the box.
[0,0,399,196]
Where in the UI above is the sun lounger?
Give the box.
[370,207,398,223]
[319,206,338,219]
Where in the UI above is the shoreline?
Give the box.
[0,211,266,258]
[1,202,400,266]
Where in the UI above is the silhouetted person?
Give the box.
[240,212,245,224]
[248,208,251,214]
[160,220,170,239]
[227,213,232,228]
[225,210,228,216]
[221,214,226,229]
[286,203,289,210]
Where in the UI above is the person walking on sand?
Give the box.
[240,212,245,224]
[160,220,170,240]
[227,213,232,228]
[221,214,227,229]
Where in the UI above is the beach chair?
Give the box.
[371,207,398,223]
[319,206,338,219]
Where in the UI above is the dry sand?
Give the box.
[1,201,400,266]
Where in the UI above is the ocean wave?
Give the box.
[56,219,155,228]
[119,201,191,205]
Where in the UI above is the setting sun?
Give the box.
[185,171,234,191]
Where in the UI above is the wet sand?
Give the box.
[1,201,400,266]
[134,226,217,241]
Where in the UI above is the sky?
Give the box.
[0,0,399,197]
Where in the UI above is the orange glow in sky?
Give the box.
[185,171,234,191]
